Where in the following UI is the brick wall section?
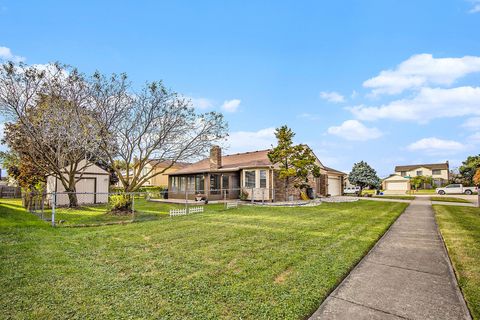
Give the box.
[273,170,322,201]
[209,146,222,170]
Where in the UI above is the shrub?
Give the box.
[239,189,249,200]
[109,194,132,213]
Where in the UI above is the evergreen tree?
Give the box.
[348,161,380,193]
[268,126,320,198]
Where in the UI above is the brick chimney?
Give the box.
[210,145,222,170]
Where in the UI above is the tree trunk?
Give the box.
[66,180,78,208]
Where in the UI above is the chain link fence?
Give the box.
[21,186,321,227]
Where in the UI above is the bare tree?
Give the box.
[90,74,228,192]
[0,62,104,207]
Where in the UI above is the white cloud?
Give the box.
[469,0,480,13]
[221,99,241,113]
[461,117,480,130]
[226,127,275,153]
[190,97,214,110]
[0,46,25,63]
[469,132,480,143]
[363,54,480,95]
[407,137,466,155]
[349,86,480,123]
[327,120,382,141]
[320,91,345,103]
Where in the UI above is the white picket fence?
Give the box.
[226,202,239,209]
[169,206,204,217]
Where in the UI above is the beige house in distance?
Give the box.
[138,160,189,188]
[383,162,450,194]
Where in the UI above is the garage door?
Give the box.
[76,178,96,204]
[328,177,342,196]
[386,181,408,191]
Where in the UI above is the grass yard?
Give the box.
[409,189,436,195]
[0,198,407,319]
[434,205,480,319]
[30,198,207,226]
[373,195,415,200]
[430,196,471,203]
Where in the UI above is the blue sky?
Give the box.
[1,0,480,176]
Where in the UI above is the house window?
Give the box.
[416,170,423,176]
[210,174,220,194]
[245,170,256,188]
[260,170,267,188]
[432,169,441,175]
[400,171,406,177]
[195,175,205,193]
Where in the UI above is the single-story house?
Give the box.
[46,160,110,206]
[382,161,450,193]
[167,146,346,201]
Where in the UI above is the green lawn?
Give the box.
[409,189,436,194]
[430,197,471,203]
[434,205,480,319]
[373,195,415,200]
[0,198,407,319]
[32,198,205,226]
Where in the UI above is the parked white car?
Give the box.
[344,186,361,194]
[435,184,477,195]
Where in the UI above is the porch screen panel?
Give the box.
[210,174,220,194]
[222,175,229,195]
[195,175,205,193]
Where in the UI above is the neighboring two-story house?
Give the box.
[383,162,449,193]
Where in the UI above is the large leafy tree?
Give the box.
[0,63,104,207]
[474,169,480,208]
[410,175,433,190]
[348,161,380,193]
[268,125,320,198]
[459,155,480,185]
[0,151,45,190]
[90,74,228,192]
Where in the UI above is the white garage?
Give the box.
[46,160,110,206]
[383,175,410,194]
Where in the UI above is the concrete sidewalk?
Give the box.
[310,197,471,320]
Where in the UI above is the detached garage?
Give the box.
[383,175,410,194]
[46,160,110,206]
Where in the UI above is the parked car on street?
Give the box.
[435,184,477,195]
[344,186,361,194]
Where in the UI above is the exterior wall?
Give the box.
[395,167,449,180]
[273,170,320,201]
[46,168,110,206]
[240,167,272,201]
